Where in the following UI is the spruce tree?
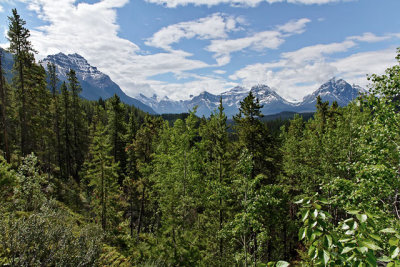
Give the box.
[199,98,229,263]
[233,91,275,180]
[67,69,86,181]
[60,81,72,178]
[47,62,62,173]
[7,8,36,155]
[84,121,119,231]
[0,50,10,162]
[107,94,127,184]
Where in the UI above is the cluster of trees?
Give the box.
[1,8,400,266]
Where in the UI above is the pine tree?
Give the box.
[28,64,52,170]
[7,8,36,155]
[84,122,119,231]
[132,115,163,237]
[47,62,62,173]
[67,69,86,181]
[125,111,139,237]
[0,50,10,162]
[233,91,276,181]
[107,94,127,184]
[60,81,72,178]
[199,98,230,263]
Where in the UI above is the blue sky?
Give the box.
[0,0,399,101]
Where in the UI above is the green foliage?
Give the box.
[0,200,102,266]
[3,9,400,266]
[0,154,15,194]
[296,195,400,266]
[83,121,120,231]
[13,153,48,211]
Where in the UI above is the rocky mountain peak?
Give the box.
[41,52,156,114]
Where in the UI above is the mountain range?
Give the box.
[137,78,366,117]
[1,50,366,117]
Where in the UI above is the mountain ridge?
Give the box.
[138,78,366,117]
[41,53,156,114]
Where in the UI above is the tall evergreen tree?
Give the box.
[0,50,10,162]
[47,62,62,173]
[132,115,163,237]
[60,81,72,178]
[67,69,86,181]
[7,8,36,155]
[200,98,230,263]
[233,91,276,181]
[84,122,119,231]
[107,94,127,184]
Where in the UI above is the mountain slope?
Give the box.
[41,53,156,114]
[300,77,367,111]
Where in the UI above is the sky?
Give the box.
[0,0,399,102]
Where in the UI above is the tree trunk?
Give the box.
[137,185,146,237]
[130,190,134,237]
[18,55,27,155]
[101,162,106,231]
[0,51,10,162]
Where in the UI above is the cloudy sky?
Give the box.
[0,0,399,101]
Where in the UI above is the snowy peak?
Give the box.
[138,78,365,117]
[250,84,287,104]
[222,86,247,95]
[41,53,156,114]
[43,53,104,81]
[302,77,365,107]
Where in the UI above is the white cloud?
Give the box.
[145,0,347,8]
[25,1,313,100]
[347,32,394,43]
[332,48,397,86]
[145,13,243,50]
[207,30,284,65]
[18,0,215,100]
[230,40,397,101]
[281,40,356,64]
[276,18,311,34]
[214,69,227,74]
[207,18,310,65]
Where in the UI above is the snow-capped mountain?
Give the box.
[138,79,365,117]
[2,49,365,117]
[41,53,156,114]
[300,77,367,111]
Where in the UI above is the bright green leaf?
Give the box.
[341,247,355,254]
[299,227,306,241]
[356,214,368,223]
[359,240,382,251]
[301,210,309,222]
[391,247,400,259]
[389,238,399,247]
[377,256,392,262]
[381,228,397,234]
[275,261,290,267]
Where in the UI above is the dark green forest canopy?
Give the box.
[1,9,400,266]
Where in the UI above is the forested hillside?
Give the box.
[1,9,400,266]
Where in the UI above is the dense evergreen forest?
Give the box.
[1,9,400,266]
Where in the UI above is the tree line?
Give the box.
[1,8,400,266]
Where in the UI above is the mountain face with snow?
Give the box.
[300,78,367,111]
[41,53,156,114]
[138,79,365,117]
